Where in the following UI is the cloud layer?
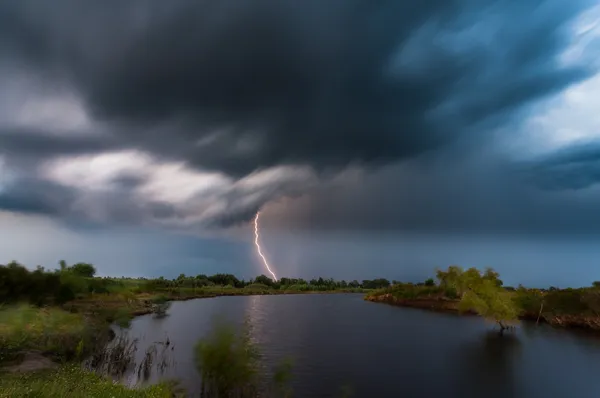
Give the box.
[0,0,598,232]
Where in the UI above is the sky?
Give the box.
[1,0,600,287]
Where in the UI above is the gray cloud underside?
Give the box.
[273,154,600,235]
[0,0,597,231]
[523,142,600,190]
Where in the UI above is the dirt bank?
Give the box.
[365,294,600,332]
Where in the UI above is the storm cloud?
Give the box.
[0,0,598,231]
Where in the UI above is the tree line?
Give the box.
[157,273,392,290]
[0,260,393,305]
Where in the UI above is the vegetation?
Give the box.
[195,320,262,397]
[4,258,600,396]
[0,304,97,363]
[367,265,600,333]
[0,365,175,398]
[195,319,295,398]
[0,260,374,310]
[0,259,373,375]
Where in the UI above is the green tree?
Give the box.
[457,269,519,332]
[254,274,274,287]
[70,263,96,278]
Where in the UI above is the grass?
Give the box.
[195,320,261,397]
[0,304,91,363]
[0,365,176,398]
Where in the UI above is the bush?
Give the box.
[195,320,261,397]
[195,319,293,398]
[0,262,92,306]
[444,287,458,299]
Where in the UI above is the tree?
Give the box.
[70,263,96,278]
[592,281,600,289]
[436,265,464,292]
[457,269,519,333]
[483,267,503,287]
[348,280,360,288]
[254,275,274,287]
[424,278,435,286]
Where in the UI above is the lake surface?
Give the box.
[121,294,600,398]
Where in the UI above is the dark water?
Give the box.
[121,294,600,398]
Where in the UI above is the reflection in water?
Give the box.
[454,330,522,398]
[118,295,600,398]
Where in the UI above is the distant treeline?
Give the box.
[0,261,391,305]
[151,274,392,290]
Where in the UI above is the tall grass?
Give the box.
[194,319,294,398]
[0,304,92,363]
[195,319,261,397]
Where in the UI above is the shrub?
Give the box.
[195,320,260,397]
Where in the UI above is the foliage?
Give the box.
[361,278,391,289]
[0,304,92,363]
[1,260,374,310]
[458,279,519,328]
[0,261,91,305]
[69,263,97,278]
[435,266,517,327]
[194,319,295,398]
[0,365,175,398]
[195,319,261,397]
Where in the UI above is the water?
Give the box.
[121,294,600,398]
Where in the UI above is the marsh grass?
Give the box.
[195,319,261,397]
[194,319,296,398]
[0,304,91,363]
[0,365,176,398]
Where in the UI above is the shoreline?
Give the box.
[364,294,600,333]
[130,289,368,316]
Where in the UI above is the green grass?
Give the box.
[0,304,91,363]
[0,365,176,398]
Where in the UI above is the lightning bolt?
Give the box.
[254,211,278,281]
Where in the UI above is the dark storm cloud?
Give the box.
[0,0,597,232]
[0,0,593,176]
[274,153,600,235]
[522,142,600,190]
[0,128,118,160]
[0,178,75,216]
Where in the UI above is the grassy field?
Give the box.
[0,304,93,364]
[0,365,177,398]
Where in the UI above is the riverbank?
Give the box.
[63,287,368,318]
[0,288,366,397]
[365,291,600,332]
[0,364,177,398]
